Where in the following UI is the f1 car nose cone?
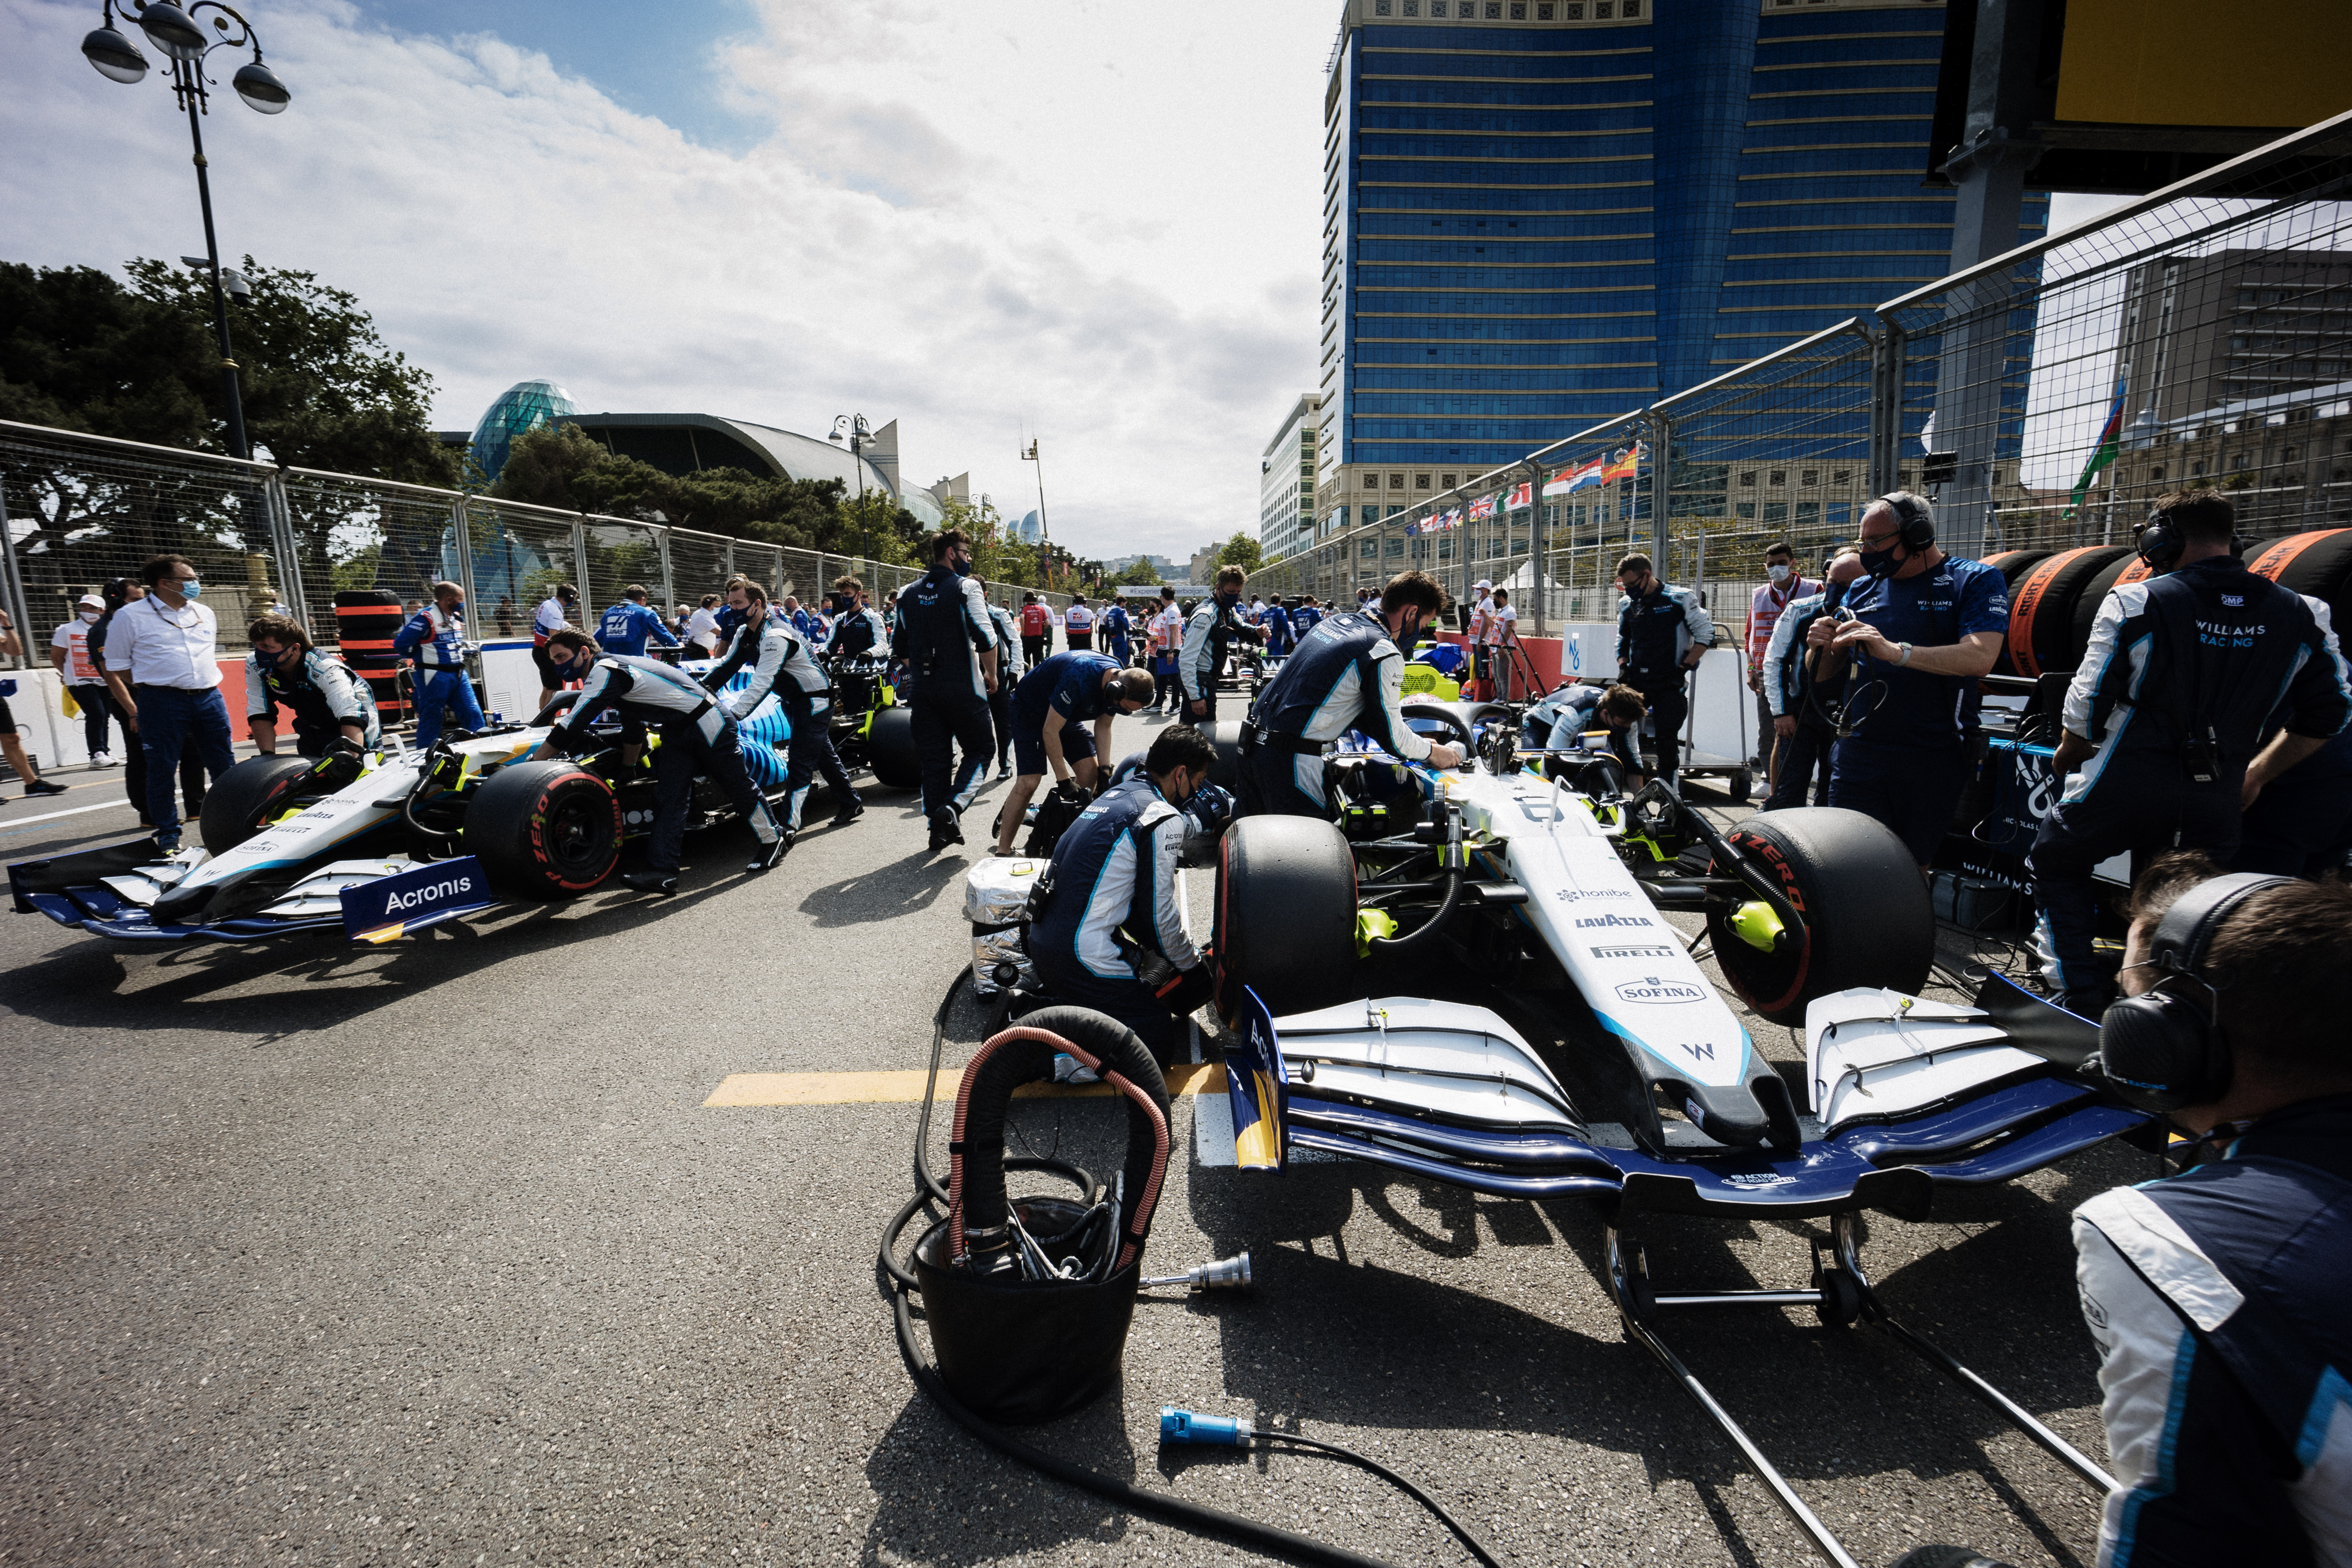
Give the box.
[151,883,211,924]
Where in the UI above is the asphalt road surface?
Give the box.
[1,724,2136,1567]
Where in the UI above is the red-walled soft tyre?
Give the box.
[2251,529,2352,634]
[1999,545,2134,676]
[1706,807,1932,1026]
[465,761,621,898]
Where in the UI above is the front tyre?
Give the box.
[466,760,621,898]
[1705,807,1932,1025]
[1213,814,1360,1020]
[198,755,320,853]
[866,706,922,790]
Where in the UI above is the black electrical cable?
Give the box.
[878,971,1500,1568]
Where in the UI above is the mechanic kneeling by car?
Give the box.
[244,614,380,769]
[705,577,863,836]
[1238,568,1465,818]
[1027,725,1221,1063]
[991,652,1155,858]
[530,628,784,895]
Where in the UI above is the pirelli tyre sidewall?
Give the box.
[467,760,621,898]
[1212,813,1360,1020]
[866,705,922,790]
[1706,806,1933,1026]
[199,755,321,853]
[1999,544,2134,678]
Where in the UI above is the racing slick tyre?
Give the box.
[466,760,622,898]
[1212,814,1360,1020]
[198,755,320,853]
[1705,807,1932,1026]
[2251,528,2352,634]
[1203,720,1246,791]
[865,706,922,791]
[1725,768,1753,804]
[1997,545,2132,677]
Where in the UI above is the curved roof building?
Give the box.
[470,379,579,481]
[559,412,895,500]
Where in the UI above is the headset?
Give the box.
[2133,506,2186,573]
[1874,491,1937,554]
[2094,871,2292,1113]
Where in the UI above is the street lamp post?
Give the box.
[81,1,291,462]
[828,413,873,563]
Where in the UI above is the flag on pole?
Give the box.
[1601,441,1646,484]
[1545,457,1605,496]
[1506,480,1533,510]
[2066,376,2128,519]
[1467,493,1497,521]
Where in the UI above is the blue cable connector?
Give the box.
[1159,1407,1255,1446]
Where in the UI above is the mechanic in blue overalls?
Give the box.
[2234,724,2352,879]
[1259,596,1296,659]
[1098,598,1133,667]
[990,651,1156,857]
[892,528,1002,851]
[1760,549,1863,810]
[825,577,890,660]
[243,612,381,766]
[392,580,485,749]
[1613,551,1714,788]
[706,578,863,838]
[1179,566,1262,722]
[531,627,784,894]
[2028,490,2349,1015]
[597,585,681,660]
[1028,725,1222,1062]
[979,585,1025,781]
[1237,569,1465,817]
[1806,493,2007,871]
[1523,680,1646,771]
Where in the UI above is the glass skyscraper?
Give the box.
[1319,0,2047,529]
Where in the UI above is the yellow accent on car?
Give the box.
[1355,908,1397,956]
[1729,900,1785,953]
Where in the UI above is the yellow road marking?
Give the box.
[703,1062,1223,1107]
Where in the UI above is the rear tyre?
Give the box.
[867,706,922,790]
[466,760,621,898]
[1213,814,1360,1019]
[198,755,319,853]
[1706,806,1932,1026]
[1203,720,1246,791]
[1725,768,1753,804]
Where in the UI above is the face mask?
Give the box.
[180,580,203,599]
[950,556,971,577]
[80,611,100,623]
[1767,564,1791,584]
[1823,579,1847,611]
[1857,546,1898,579]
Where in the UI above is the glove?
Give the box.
[1154,963,1214,1014]
[1053,778,1087,805]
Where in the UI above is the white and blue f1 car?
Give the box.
[1202,699,2148,1565]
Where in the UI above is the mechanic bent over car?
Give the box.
[394,580,485,749]
[1613,552,1714,788]
[1523,680,1646,774]
[1179,565,1262,722]
[991,652,1156,858]
[1238,569,1465,818]
[706,578,863,838]
[1027,725,1220,1063]
[245,613,381,768]
[892,528,1001,852]
[530,627,784,896]
[596,584,681,659]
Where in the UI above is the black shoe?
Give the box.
[24,779,67,797]
[831,801,864,827]
[619,870,679,897]
[746,828,792,872]
[929,804,964,850]
[995,762,1012,781]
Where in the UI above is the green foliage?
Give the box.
[938,495,1049,590]
[1217,531,1265,572]
[0,261,212,443]
[1109,557,1165,588]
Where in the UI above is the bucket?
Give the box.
[912,1199,1142,1425]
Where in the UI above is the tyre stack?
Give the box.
[2249,529,2352,637]
[1996,546,2135,678]
[334,589,409,729]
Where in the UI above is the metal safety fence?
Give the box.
[1255,110,2352,644]
[0,421,1075,671]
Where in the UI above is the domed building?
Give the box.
[469,379,578,481]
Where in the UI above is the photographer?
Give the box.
[1807,494,2007,871]
[2029,490,2349,1016]
[2071,853,2352,1567]
[892,529,1001,851]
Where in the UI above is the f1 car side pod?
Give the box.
[1221,979,2138,1568]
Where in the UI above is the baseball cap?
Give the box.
[77,593,106,609]
[1473,578,1492,590]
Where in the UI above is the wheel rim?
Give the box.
[542,789,613,875]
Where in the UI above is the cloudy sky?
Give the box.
[3,0,1335,559]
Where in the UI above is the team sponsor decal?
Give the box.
[1553,887,1635,902]
[1724,1171,1793,1188]
[1591,943,1675,960]
[340,856,494,943]
[1574,912,1652,930]
[385,874,476,911]
[1615,976,1706,1005]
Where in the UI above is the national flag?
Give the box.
[1438,507,1461,530]
[1601,441,1646,484]
[1467,493,1497,521]
[2065,376,2128,519]
[1545,458,1604,496]
[1506,480,1533,510]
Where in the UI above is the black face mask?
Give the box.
[1822,579,1847,611]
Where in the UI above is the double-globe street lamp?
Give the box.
[81,0,291,462]
[828,413,875,562]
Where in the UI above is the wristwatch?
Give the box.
[1896,642,1914,666]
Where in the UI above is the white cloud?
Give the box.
[0,0,1334,558]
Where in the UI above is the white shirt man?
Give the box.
[107,558,238,850]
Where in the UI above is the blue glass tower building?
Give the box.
[1319,0,2047,529]
[470,379,580,482]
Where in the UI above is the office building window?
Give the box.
[1536,1,1554,15]
[1361,539,1379,559]
[1621,0,1638,13]
[1374,0,1391,12]
[1800,470,1818,486]
[1564,0,1583,13]
[1764,503,1788,523]
[1441,473,1457,490]
[1832,470,1852,485]
[1593,0,1611,15]
[1510,1,1527,15]
[1387,539,1406,559]
[1402,0,1418,14]
[1485,1,1502,14]
[1737,503,1756,520]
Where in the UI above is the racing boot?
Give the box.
[830,798,864,828]
[619,870,680,897]
[928,804,964,851]
[746,826,792,872]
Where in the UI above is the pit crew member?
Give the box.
[827,577,889,660]
[244,613,381,762]
[533,581,580,710]
[2233,723,2352,880]
[1763,549,1864,811]
[1808,493,2006,871]
[1099,597,1133,666]
[393,580,486,749]
[893,528,1001,851]
[1180,565,1261,722]
[1259,595,1296,658]
[0,608,67,799]
[530,627,784,893]
[2028,489,2349,1016]
[49,593,116,766]
[1238,569,1465,818]
[1615,552,1714,788]
[1745,540,1812,777]
[597,585,681,659]
[706,578,862,835]
[1018,593,1051,668]
[2070,854,2352,1568]
[980,583,1025,781]
[1027,725,1221,1062]
[1291,595,1323,638]
[991,652,1156,857]
[1525,681,1646,763]
[1064,595,1096,651]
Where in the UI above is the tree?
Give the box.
[1110,558,1164,588]
[1217,531,1265,572]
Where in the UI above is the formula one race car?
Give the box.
[1204,699,2151,1562]
[8,663,799,947]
